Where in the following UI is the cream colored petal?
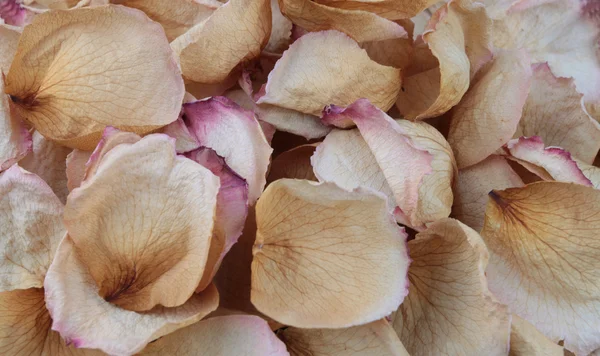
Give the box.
[452,155,524,232]
[313,0,440,20]
[481,182,600,355]
[391,218,510,356]
[113,0,220,41]
[251,179,410,328]
[20,131,71,203]
[266,0,292,53]
[140,315,289,355]
[280,319,409,356]
[5,5,184,150]
[576,158,600,189]
[0,288,102,356]
[0,165,64,292]
[0,80,31,171]
[256,30,401,116]
[268,144,317,182]
[514,63,600,164]
[65,149,91,192]
[171,0,271,84]
[0,24,19,72]
[161,117,201,153]
[448,50,532,168]
[509,315,563,356]
[396,0,493,120]
[63,134,220,311]
[44,236,219,356]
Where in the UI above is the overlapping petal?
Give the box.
[0,79,31,171]
[268,144,317,182]
[509,315,563,356]
[4,5,185,149]
[391,218,510,355]
[0,23,19,72]
[256,30,401,116]
[251,179,410,328]
[265,0,292,53]
[313,0,439,19]
[482,182,600,354]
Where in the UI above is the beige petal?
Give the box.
[251,179,410,328]
[313,0,440,20]
[492,0,600,101]
[268,144,317,183]
[63,134,220,311]
[161,117,201,154]
[448,50,532,168]
[0,79,31,171]
[0,288,102,356]
[20,131,71,203]
[396,0,493,120]
[171,0,271,84]
[256,30,401,116]
[0,24,19,72]
[481,182,600,355]
[509,315,563,356]
[4,5,184,150]
[113,0,220,41]
[140,315,289,355]
[0,165,64,292]
[45,236,219,355]
[514,63,600,164]
[576,158,600,189]
[452,155,524,232]
[266,0,292,53]
[65,149,91,192]
[280,319,409,356]
[391,218,510,356]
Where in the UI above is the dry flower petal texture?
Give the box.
[0,23,19,72]
[63,134,220,311]
[313,0,438,19]
[509,315,563,356]
[482,182,600,354]
[257,30,401,116]
[251,179,410,328]
[0,78,31,171]
[5,5,185,149]
[268,144,317,182]
[391,218,511,355]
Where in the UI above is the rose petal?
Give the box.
[0,79,31,171]
[256,30,401,116]
[19,131,71,203]
[161,116,201,154]
[280,319,409,356]
[83,126,141,182]
[44,236,219,355]
[391,218,511,355]
[65,149,91,192]
[313,0,439,20]
[63,134,220,311]
[510,315,563,356]
[482,182,600,355]
[514,63,600,164]
[251,179,410,328]
[0,165,64,292]
[448,49,532,168]
[268,144,317,182]
[170,0,271,84]
[452,155,524,232]
[183,97,273,204]
[113,0,220,41]
[140,315,288,355]
[5,5,184,150]
[185,147,249,292]
[0,23,19,72]
[0,0,33,26]
[265,0,292,53]
[396,0,493,120]
[575,158,600,189]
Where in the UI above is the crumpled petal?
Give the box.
[140,315,289,355]
[183,97,273,204]
[452,155,524,232]
[514,63,600,164]
[251,179,410,328]
[44,236,220,356]
[391,218,510,356]
[510,315,563,356]
[0,288,102,355]
[279,319,409,356]
[0,78,31,171]
[113,0,220,41]
[265,0,292,53]
[313,0,439,20]
[492,0,600,101]
[317,99,454,229]
[5,5,184,150]
[256,30,401,116]
[448,50,532,168]
[501,136,593,186]
[63,134,220,311]
[170,0,271,84]
[185,147,249,292]
[396,0,493,120]
[482,182,600,355]
[19,131,71,203]
[0,0,33,26]
[0,23,19,72]
[0,165,64,292]
[267,144,317,182]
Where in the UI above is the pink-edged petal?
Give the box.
[44,236,220,356]
[0,165,64,292]
[0,0,32,26]
[0,79,31,172]
[183,96,273,204]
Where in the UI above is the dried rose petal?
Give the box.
[510,315,564,356]
[268,144,317,182]
[314,0,439,20]
[0,79,31,171]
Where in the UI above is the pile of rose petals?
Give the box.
[1,0,600,354]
